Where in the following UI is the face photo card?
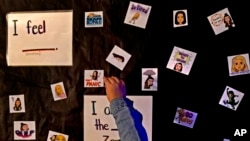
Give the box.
[106,45,132,71]
[50,82,67,101]
[142,68,158,91]
[9,94,25,113]
[227,53,250,77]
[14,121,36,140]
[173,107,198,128]
[47,130,69,141]
[166,46,197,75]
[124,1,152,29]
[219,86,244,111]
[84,95,153,141]
[85,11,103,28]
[84,70,104,88]
[207,7,235,35]
[173,9,188,28]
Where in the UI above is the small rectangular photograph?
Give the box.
[50,82,67,101]
[14,121,36,140]
[105,45,131,71]
[173,9,188,28]
[9,94,25,113]
[166,46,197,75]
[173,107,198,128]
[141,68,158,91]
[47,130,69,141]
[85,11,103,28]
[124,1,152,29]
[207,7,235,35]
[227,53,250,76]
[219,86,244,111]
[84,70,104,87]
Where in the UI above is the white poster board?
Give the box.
[6,10,73,66]
[83,95,153,141]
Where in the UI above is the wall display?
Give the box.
[83,95,153,141]
[6,10,73,66]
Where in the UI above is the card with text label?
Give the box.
[14,121,36,140]
[173,107,198,128]
[219,86,244,111]
[124,1,152,29]
[85,11,103,28]
[6,10,73,66]
[227,53,250,77]
[166,46,197,75]
[9,94,25,113]
[84,70,104,87]
[83,95,153,141]
[207,8,235,35]
[141,68,158,91]
[47,130,69,141]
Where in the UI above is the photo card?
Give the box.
[9,94,25,113]
[106,45,131,71]
[14,121,36,140]
[166,46,197,75]
[173,107,198,128]
[219,86,244,111]
[47,130,69,141]
[141,68,158,91]
[84,69,104,88]
[227,53,250,77]
[173,9,188,28]
[124,1,152,29]
[85,11,103,28]
[207,7,235,35]
[50,82,67,101]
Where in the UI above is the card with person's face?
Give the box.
[173,9,188,28]
[84,70,104,87]
[166,46,197,75]
[13,121,36,140]
[227,53,250,76]
[173,107,198,128]
[9,94,25,113]
[124,1,152,29]
[50,82,67,101]
[219,86,244,111]
[106,45,131,71]
[207,7,235,35]
[47,130,69,141]
[141,68,158,91]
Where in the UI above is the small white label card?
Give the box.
[219,86,244,111]
[84,70,104,87]
[6,10,73,66]
[124,1,152,29]
[173,107,198,128]
[166,46,197,75]
[84,95,153,141]
[50,82,67,101]
[141,68,158,91]
[106,45,131,71]
[173,9,188,28]
[9,94,25,113]
[47,130,69,141]
[14,121,36,140]
[85,11,103,28]
[227,53,250,77]
[207,7,235,35]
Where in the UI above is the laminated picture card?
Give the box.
[6,10,73,66]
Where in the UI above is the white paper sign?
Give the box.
[6,10,73,66]
[84,95,153,141]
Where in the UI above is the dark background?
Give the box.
[0,0,249,141]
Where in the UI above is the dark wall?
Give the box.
[0,0,249,141]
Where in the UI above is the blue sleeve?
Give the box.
[110,97,148,141]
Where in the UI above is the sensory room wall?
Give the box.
[0,0,249,141]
